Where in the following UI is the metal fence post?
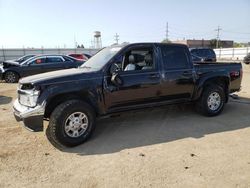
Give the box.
[232,47,234,59]
[2,47,6,61]
[219,47,221,59]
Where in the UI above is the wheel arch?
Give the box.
[44,91,99,119]
[3,70,20,80]
[194,75,230,102]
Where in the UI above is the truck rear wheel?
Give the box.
[47,100,96,147]
[196,85,225,116]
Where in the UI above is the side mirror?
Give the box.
[111,72,123,86]
[110,62,121,74]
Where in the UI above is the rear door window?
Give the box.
[63,56,74,62]
[46,57,64,63]
[161,45,189,69]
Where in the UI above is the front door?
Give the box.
[103,46,162,112]
[21,57,46,77]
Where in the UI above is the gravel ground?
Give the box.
[0,64,250,188]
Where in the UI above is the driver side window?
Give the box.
[29,57,46,65]
[110,47,154,73]
[122,48,154,72]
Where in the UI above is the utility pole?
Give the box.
[114,33,119,44]
[166,22,169,42]
[215,26,222,48]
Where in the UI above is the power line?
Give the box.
[223,30,250,35]
[215,26,222,48]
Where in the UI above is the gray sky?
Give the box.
[0,0,249,48]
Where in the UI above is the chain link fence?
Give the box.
[214,47,249,61]
[0,48,99,61]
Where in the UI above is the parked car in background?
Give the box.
[83,53,92,59]
[190,48,217,62]
[243,53,250,64]
[68,53,88,61]
[2,54,36,65]
[191,54,206,63]
[14,54,36,63]
[0,55,84,83]
[13,43,242,147]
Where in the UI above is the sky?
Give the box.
[0,0,249,48]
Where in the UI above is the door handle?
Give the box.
[149,74,160,79]
[182,71,192,76]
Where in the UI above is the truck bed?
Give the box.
[194,62,242,93]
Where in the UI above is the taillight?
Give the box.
[230,70,240,77]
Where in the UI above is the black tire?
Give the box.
[47,100,96,147]
[4,71,19,83]
[196,85,225,116]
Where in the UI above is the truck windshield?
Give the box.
[80,47,122,70]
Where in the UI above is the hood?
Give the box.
[3,60,20,66]
[19,68,97,85]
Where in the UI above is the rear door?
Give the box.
[42,56,66,72]
[63,56,83,68]
[160,45,195,100]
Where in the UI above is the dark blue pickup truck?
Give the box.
[13,43,242,147]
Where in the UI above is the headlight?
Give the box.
[18,89,40,107]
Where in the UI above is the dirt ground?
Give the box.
[0,64,250,188]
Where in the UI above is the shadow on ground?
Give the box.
[0,96,12,105]
[48,96,250,155]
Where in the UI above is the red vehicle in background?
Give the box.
[68,54,88,61]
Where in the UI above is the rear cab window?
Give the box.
[191,49,215,57]
[160,45,190,70]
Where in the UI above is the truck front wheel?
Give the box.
[47,100,96,147]
[196,85,225,116]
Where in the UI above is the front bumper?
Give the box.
[13,99,45,132]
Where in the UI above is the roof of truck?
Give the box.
[110,42,188,48]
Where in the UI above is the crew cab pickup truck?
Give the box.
[13,43,242,147]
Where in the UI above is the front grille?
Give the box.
[20,83,34,90]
